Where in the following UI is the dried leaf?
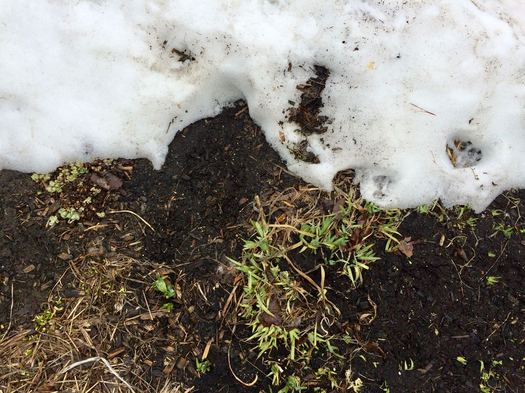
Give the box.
[398,237,414,258]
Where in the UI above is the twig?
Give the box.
[108,210,155,232]
[485,312,512,343]
[410,102,437,116]
[0,282,14,342]
[60,356,136,392]
[227,346,258,387]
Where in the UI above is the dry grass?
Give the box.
[0,254,194,393]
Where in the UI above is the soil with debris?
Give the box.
[0,102,523,393]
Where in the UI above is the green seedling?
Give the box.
[278,375,306,393]
[58,207,82,223]
[485,276,501,286]
[315,367,339,389]
[31,173,51,183]
[161,302,174,312]
[400,358,415,371]
[195,358,211,375]
[268,362,284,386]
[480,360,503,393]
[46,215,59,228]
[416,204,431,214]
[33,309,54,332]
[491,223,513,239]
[152,276,176,299]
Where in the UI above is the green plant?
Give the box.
[31,162,88,194]
[46,215,59,228]
[491,223,513,239]
[315,367,339,389]
[268,362,284,386]
[195,358,211,375]
[152,275,176,299]
[416,204,431,214]
[400,358,415,371]
[485,276,501,286]
[153,275,177,312]
[58,207,82,223]
[480,360,503,393]
[33,309,54,332]
[161,302,174,312]
[278,375,306,393]
[231,186,405,391]
[33,298,63,332]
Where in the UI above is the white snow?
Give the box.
[0,0,524,211]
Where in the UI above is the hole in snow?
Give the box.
[287,65,330,136]
[446,138,483,168]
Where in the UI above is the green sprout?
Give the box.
[58,207,82,223]
[485,276,501,286]
[195,358,211,375]
[278,375,306,393]
[152,276,176,299]
[33,309,54,332]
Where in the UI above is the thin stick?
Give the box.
[0,283,14,342]
[108,210,155,232]
[227,346,258,387]
[485,311,512,343]
[60,356,136,393]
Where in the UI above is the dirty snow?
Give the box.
[1,0,524,211]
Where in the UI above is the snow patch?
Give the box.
[1,0,524,211]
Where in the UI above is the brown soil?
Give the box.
[0,102,523,392]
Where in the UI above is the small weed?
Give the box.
[161,302,174,312]
[456,356,468,365]
[449,205,477,230]
[31,298,63,333]
[58,207,82,223]
[485,276,501,286]
[46,215,59,228]
[346,374,364,393]
[416,204,431,214]
[33,309,54,332]
[480,360,504,393]
[315,367,339,389]
[32,162,88,194]
[491,223,513,239]
[400,358,415,371]
[152,275,176,299]
[268,362,284,386]
[31,160,123,227]
[278,375,306,393]
[195,358,211,375]
[31,173,51,183]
